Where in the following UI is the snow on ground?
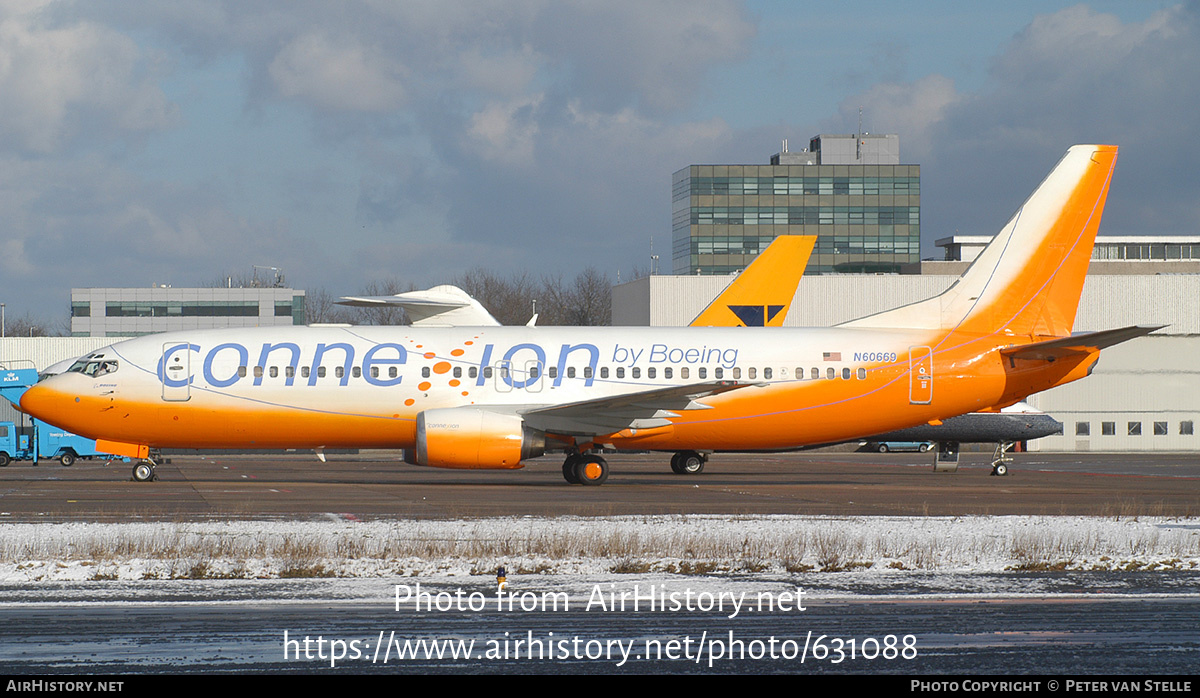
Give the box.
[1,515,1197,583]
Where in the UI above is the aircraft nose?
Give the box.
[19,380,75,425]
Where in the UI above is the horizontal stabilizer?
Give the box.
[337,284,499,326]
[1000,325,1164,361]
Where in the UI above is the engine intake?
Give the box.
[410,408,545,469]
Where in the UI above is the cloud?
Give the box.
[269,32,406,111]
[0,3,174,153]
[467,94,545,166]
[830,4,1200,242]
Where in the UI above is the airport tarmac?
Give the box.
[0,451,1197,520]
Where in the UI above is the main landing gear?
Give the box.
[561,452,609,486]
[670,450,707,474]
[990,441,1014,477]
[132,459,157,482]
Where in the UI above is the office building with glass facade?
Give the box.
[70,287,306,337]
[672,134,919,275]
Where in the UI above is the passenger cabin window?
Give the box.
[1182,421,1194,436]
[483,367,493,379]
[469,367,477,379]
[421,367,430,378]
[549,367,558,379]
[317,366,326,378]
[269,366,278,378]
[286,366,295,379]
[600,367,609,379]
[302,366,310,378]
[764,367,773,379]
[732,367,740,379]
[632,367,641,379]
[841,368,850,380]
[567,367,576,379]
[452,367,461,378]
[857,368,866,380]
[370,367,379,378]
[681,367,689,379]
[648,367,657,379]
[584,366,593,379]
[811,367,819,380]
[238,366,247,378]
[616,367,625,379]
[698,368,707,379]
[664,367,672,379]
[826,367,835,380]
[712,367,720,379]
[389,367,398,378]
[748,367,756,379]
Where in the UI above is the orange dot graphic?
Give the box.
[464,341,474,345]
[404,399,415,407]
[418,381,431,391]
[433,361,451,374]
[462,391,469,396]
[449,379,460,387]
[423,352,435,359]
[451,349,464,356]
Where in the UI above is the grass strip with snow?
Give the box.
[1,515,1197,581]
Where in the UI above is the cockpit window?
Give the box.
[67,360,118,377]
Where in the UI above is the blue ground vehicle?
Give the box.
[0,419,121,466]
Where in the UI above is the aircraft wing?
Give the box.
[516,380,760,435]
[1000,325,1164,361]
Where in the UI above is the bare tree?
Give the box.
[453,267,611,326]
[562,267,612,326]
[304,286,355,325]
[5,312,60,337]
[454,268,539,325]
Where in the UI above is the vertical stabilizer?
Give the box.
[842,145,1117,337]
[689,235,816,327]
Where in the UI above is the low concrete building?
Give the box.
[71,287,306,338]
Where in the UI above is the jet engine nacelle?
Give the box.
[410,408,545,469]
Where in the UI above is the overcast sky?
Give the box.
[1,0,1196,322]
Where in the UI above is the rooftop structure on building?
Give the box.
[71,286,306,337]
[916,235,1200,276]
[673,133,918,276]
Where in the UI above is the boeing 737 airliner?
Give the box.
[19,145,1156,485]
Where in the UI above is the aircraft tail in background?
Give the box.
[689,235,815,327]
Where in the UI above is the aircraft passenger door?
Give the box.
[495,360,513,393]
[909,346,933,405]
[161,343,192,402]
[525,360,543,393]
